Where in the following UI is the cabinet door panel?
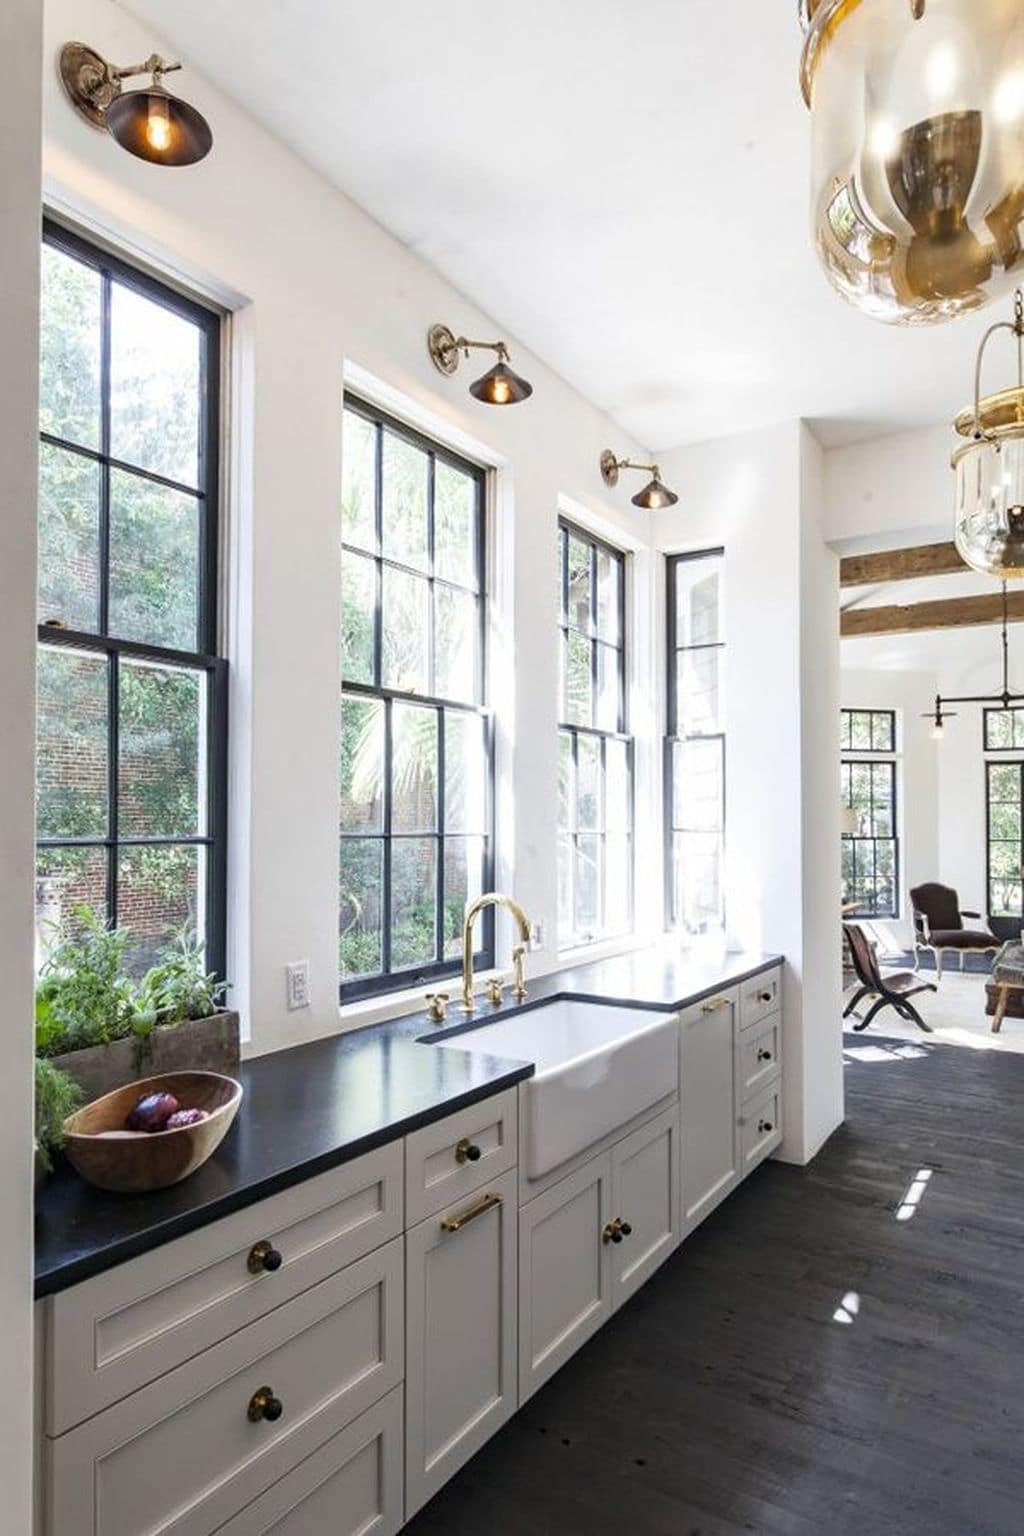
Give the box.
[518,1154,612,1402]
[610,1106,680,1308]
[680,993,738,1234]
[405,1169,517,1517]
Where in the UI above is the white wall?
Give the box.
[839,666,940,950]
[655,422,844,1165]
[42,0,659,1055]
[0,0,42,1525]
[824,424,951,551]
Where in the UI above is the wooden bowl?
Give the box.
[62,1071,243,1193]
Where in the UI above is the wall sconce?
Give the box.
[921,697,958,741]
[59,41,212,166]
[427,324,533,405]
[600,450,679,511]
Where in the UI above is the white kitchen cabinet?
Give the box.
[680,991,739,1234]
[405,1168,518,1517]
[518,1152,613,1401]
[609,1105,680,1308]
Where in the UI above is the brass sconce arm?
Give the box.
[428,324,509,375]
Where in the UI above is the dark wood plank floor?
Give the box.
[405,1038,1024,1536]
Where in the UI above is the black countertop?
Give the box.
[34,944,779,1297]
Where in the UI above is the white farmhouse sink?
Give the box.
[432,1000,678,1179]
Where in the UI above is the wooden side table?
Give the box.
[991,982,1024,1034]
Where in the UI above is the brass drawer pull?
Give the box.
[757,1048,773,1063]
[247,1240,283,1275]
[455,1136,482,1164]
[247,1385,283,1423]
[441,1191,501,1233]
[701,996,730,1014]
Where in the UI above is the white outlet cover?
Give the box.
[286,960,310,1011]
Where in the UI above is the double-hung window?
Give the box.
[35,223,226,976]
[665,551,725,933]
[339,399,494,1000]
[557,521,633,948]
[840,709,898,918]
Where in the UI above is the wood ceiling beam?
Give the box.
[839,542,968,588]
[841,590,1024,638]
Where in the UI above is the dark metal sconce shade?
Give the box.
[632,476,678,510]
[105,84,212,166]
[468,359,533,406]
[59,41,212,167]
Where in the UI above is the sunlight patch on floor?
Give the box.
[895,1167,933,1222]
[843,973,1024,1055]
[832,1290,860,1325]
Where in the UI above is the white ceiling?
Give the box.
[119,0,1012,452]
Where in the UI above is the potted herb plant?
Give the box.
[34,1057,82,1185]
[35,908,239,1101]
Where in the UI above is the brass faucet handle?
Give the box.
[511,943,528,1001]
[425,992,450,1023]
[485,976,505,1006]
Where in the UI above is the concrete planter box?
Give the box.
[48,1011,241,1103]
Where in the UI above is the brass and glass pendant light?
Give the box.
[953,288,1024,578]
[800,0,1024,324]
[427,325,533,404]
[599,450,679,510]
[60,42,212,166]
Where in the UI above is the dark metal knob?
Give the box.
[757,1049,773,1063]
[759,1120,773,1135]
[619,1221,632,1237]
[456,1137,481,1164]
[611,1227,624,1243]
[758,990,773,1003]
[247,1385,283,1423]
[248,1240,283,1274]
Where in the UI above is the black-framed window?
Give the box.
[557,521,633,948]
[985,708,1024,752]
[339,398,493,1000]
[841,759,898,917]
[35,221,226,978]
[987,761,1024,917]
[665,550,725,933]
[840,708,895,754]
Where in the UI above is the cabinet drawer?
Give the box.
[739,1085,783,1172]
[739,967,781,1030]
[46,1142,403,1435]
[213,1386,403,1536]
[405,1087,517,1226]
[47,1237,404,1536]
[737,1013,781,1102]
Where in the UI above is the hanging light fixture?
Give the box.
[953,288,1024,578]
[921,583,1017,739]
[799,0,1024,325]
[59,42,212,166]
[427,325,533,405]
[600,450,679,511]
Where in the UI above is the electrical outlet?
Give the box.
[529,921,544,950]
[286,960,310,1011]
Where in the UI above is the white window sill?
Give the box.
[554,932,648,969]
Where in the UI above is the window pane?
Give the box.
[557,526,567,626]
[435,460,477,587]
[675,558,721,648]
[849,711,873,751]
[342,409,377,552]
[575,834,601,936]
[110,282,201,488]
[557,835,573,937]
[595,546,621,645]
[558,731,574,835]
[871,713,895,752]
[38,442,101,632]
[35,846,108,962]
[989,763,1020,801]
[564,630,592,725]
[577,736,601,831]
[606,740,630,832]
[434,586,477,703]
[446,711,487,833]
[40,243,101,452]
[108,468,199,649]
[118,844,201,975]
[391,838,437,968]
[342,551,376,685]
[988,711,1013,750]
[37,647,108,839]
[674,830,724,933]
[119,660,201,837]
[673,739,724,835]
[392,703,437,833]
[990,799,1021,842]
[381,431,428,572]
[676,648,721,736]
[382,567,429,693]
[595,641,621,732]
[340,839,383,979]
[606,834,631,934]
[444,836,485,957]
[341,694,384,832]
[567,536,592,633]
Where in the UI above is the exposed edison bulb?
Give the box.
[146,95,172,154]
[489,376,512,405]
[930,720,945,741]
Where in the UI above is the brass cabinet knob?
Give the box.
[456,1137,482,1164]
[247,1240,283,1275]
[758,1119,774,1135]
[757,1048,773,1063]
[247,1385,283,1423]
[602,1217,631,1244]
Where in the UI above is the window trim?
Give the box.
[984,706,1024,752]
[665,548,726,933]
[986,758,1024,918]
[38,218,228,979]
[340,395,495,1003]
[840,708,896,756]
[840,756,899,921]
[556,517,634,950]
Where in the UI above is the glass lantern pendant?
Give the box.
[800,0,1024,325]
[953,289,1024,577]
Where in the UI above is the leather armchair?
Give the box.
[909,883,1000,981]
